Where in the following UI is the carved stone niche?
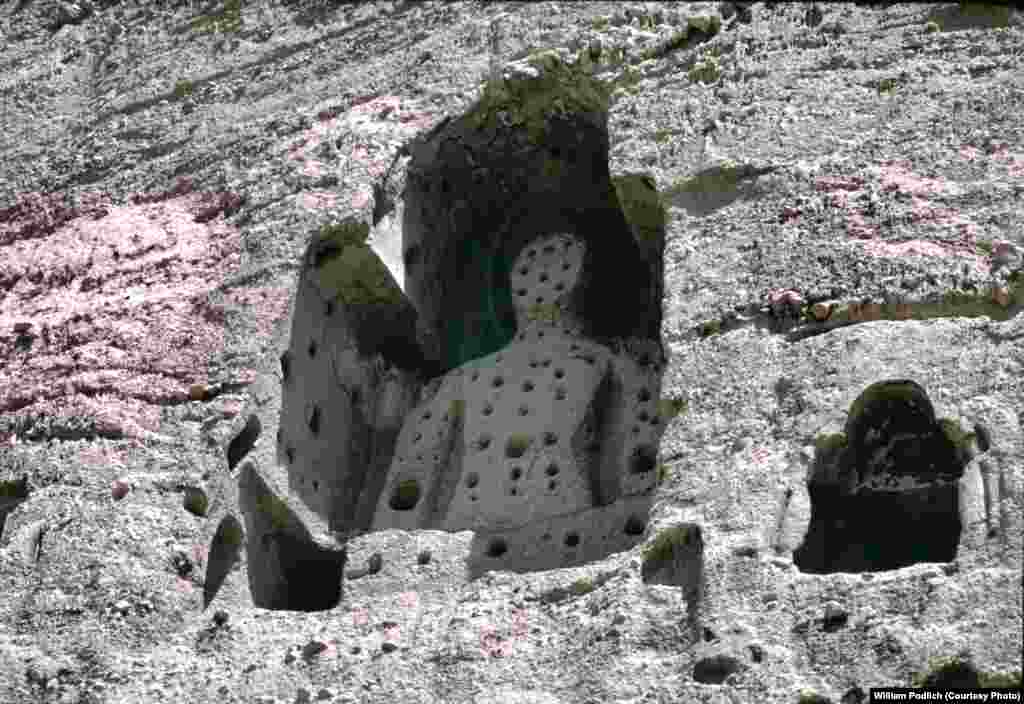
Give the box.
[221,54,671,609]
[794,379,974,574]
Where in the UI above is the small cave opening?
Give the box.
[794,380,966,574]
[239,464,345,612]
[227,413,261,472]
[624,515,646,536]
[253,531,345,612]
[388,478,421,511]
[486,537,508,558]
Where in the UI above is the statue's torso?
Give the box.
[384,332,615,532]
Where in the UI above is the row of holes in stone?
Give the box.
[287,385,658,449]
[397,416,658,462]
[282,447,655,499]
[279,421,657,478]
[279,373,659,462]
[401,434,657,469]
[385,444,656,510]
[485,514,646,558]
[408,377,656,429]
[289,389,659,446]
[280,346,659,466]
[282,453,657,513]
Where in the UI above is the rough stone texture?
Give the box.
[1,2,1022,703]
[361,233,663,570]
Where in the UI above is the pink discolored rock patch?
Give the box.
[873,161,964,199]
[0,185,276,441]
[111,479,131,501]
[813,159,997,274]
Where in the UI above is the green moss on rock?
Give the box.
[913,656,1022,689]
[191,0,243,35]
[827,302,851,323]
[449,399,465,422]
[941,289,975,307]
[657,397,688,421]
[571,577,595,595]
[505,433,533,458]
[878,77,899,95]
[616,64,643,91]
[526,302,562,324]
[699,320,721,337]
[0,476,28,499]
[643,524,698,570]
[612,174,666,248]
[981,671,1023,688]
[925,3,1016,33]
[316,221,371,253]
[389,480,421,511]
[938,418,972,447]
[255,492,292,533]
[1006,273,1024,304]
[938,417,978,463]
[216,515,244,547]
[875,294,1014,323]
[183,487,209,517]
[173,79,194,99]
[688,53,721,84]
[667,161,746,198]
[468,50,611,144]
[313,221,403,307]
[814,432,849,455]
[688,14,722,35]
[847,380,932,434]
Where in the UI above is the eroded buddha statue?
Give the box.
[372,232,664,570]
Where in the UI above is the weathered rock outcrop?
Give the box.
[1,2,1021,703]
[217,55,673,605]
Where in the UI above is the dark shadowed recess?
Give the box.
[795,379,966,573]
[403,109,662,373]
[227,413,261,471]
[203,514,243,609]
[238,463,345,611]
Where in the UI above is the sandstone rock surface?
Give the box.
[1,2,1022,703]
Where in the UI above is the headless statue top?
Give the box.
[373,232,622,533]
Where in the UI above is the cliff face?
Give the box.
[1,2,1022,703]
